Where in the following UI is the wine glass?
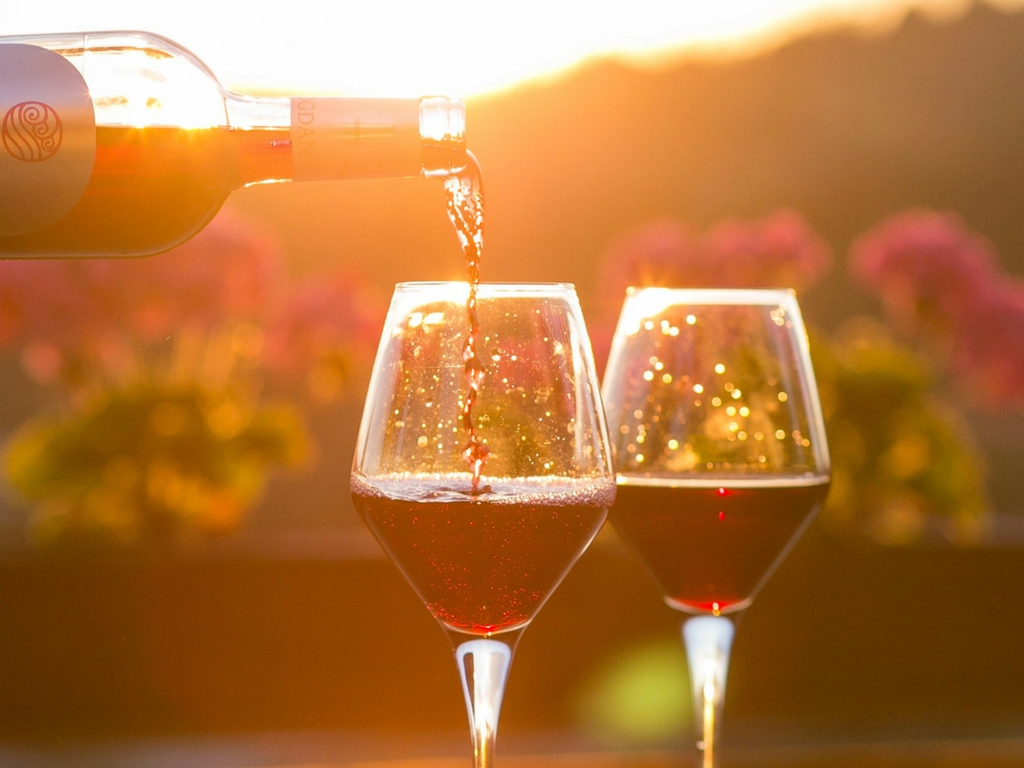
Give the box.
[600,287,830,768]
[352,281,615,768]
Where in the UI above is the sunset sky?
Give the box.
[4,0,1020,97]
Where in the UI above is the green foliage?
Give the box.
[813,319,990,545]
[5,382,309,549]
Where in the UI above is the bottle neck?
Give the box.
[226,94,466,182]
[419,96,468,178]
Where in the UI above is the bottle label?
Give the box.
[0,44,96,237]
[290,97,421,180]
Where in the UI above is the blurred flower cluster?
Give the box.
[852,210,1024,406]
[597,208,1022,544]
[597,210,831,306]
[592,210,832,371]
[0,208,379,549]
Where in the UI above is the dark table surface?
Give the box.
[3,730,1024,768]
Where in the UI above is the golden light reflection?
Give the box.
[702,674,717,768]
[90,47,228,128]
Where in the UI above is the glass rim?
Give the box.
[623,286,797,304]
[395,280,576,291]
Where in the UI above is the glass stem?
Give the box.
[682,615,735,768]
[455,636,516,768]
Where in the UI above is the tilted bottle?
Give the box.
[0,31,466,258]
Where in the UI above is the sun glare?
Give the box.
[211,0,991,96]
[4,0,1016,97]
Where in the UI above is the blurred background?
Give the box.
[2,1,1024,766]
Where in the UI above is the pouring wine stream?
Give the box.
[444,151,489,496]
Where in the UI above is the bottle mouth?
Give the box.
[420,96,467,177]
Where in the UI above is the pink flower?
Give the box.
[850,210,998,337]
[597,217,704,310]
[85,207,285,341]
[0,260,91,352]
[0,268,26,346]
[0,208,286,384]
[950,281,1024,405]
[594,211,831,363]
[264,269,381,382]
[851,209,1024,407]
[598,210,830,311]
[703,209,832,291]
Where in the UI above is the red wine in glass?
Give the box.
[610,476,829,615]
[352,473,612,634]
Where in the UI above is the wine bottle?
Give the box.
[0,31,466,258]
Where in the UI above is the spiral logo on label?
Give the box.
[2,101,63,162]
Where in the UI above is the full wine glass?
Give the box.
[352,282,615,768]
[601,288,830,768]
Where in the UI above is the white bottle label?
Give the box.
[290,97,420,180]
[0,44,96,237]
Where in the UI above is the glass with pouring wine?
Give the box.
[601,288,831,768]
[351,157,615,768]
